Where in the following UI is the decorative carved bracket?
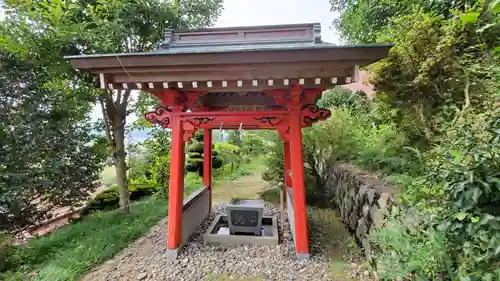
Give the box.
[144,106,171,128]
[253,116,284,127]
[301,104,331,125]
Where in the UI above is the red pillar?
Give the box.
[167,116,185,251]
[283,141,292,189]
[203,129,213,212]
[289,113,309,259]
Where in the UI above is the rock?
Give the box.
[377,193,391,209]
[356,217,368,240]
[370,205,382,227]
[362,204,370,217]
[366,189,376,205]
[137,272,147,280]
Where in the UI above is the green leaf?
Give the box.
[460,276,471,281]
[490,0,500,14]
[471,216,480,223]
[460,12,480,23]
[482,273,493,281]
[455,212,467,221]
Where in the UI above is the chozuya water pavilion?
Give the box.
[68,23,390,260]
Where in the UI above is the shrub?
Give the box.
[186,131,223,176]
[128,177,158,200]
[371,212,453,280]
[317,87,370,111]
[84,181,157,214]
[153,155,170,198]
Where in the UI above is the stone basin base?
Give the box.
[204,214,279,245]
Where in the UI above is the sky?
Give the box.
[215,0,340,43]
[90,0,341,125]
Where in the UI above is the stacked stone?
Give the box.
[328,163,397,262]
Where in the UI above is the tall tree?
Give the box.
[3,0,223,213]
[330,0,478,44]
[0,52,103,233]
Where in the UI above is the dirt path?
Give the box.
[211,170,269,203]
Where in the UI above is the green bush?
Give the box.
[153,155,170,198]
[371,212,453,280]
[84,181,157,214]
[128,177,158,200]
[317,87,370,112]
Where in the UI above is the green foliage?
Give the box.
[326,0,500,279]
[330,0,478,44]
[371,213,453,280]
[258,188,281,204]
[422,110,500,278]
[0,54,104,233]
[227,131,242,147]
[184,173,203,196]
[153,155,171,198]
[214,142,241,168]
[8,197,169,281]
[240,133,266,156]
[1,0,224,214]
[317,87,369,111]
[186,131,223,176]
[84,182,156,214]
[0,232,15,273]
[263,107,413,204]
[370,7,499,142]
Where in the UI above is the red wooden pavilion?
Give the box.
[68,23,390,260]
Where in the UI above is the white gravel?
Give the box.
[82,204,372,281]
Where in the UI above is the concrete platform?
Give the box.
[204,214,278,245]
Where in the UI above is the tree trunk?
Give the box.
[114,118,130,213]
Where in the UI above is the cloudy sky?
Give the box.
[215,0,340,43]
[88,0,340,124]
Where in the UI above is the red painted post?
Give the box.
[203,129,213,212]
[167,116,185,251]
[283,141,292,189]
[289,113,310,259]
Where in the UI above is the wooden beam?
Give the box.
[110,67,351,83]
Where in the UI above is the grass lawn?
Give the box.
[7,197,169,281]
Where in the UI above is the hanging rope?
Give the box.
[238,122,244,142]
[115,55,132,79]
[219,122,224,142]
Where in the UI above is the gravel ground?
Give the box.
[82,204,373,281]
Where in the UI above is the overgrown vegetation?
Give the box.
[262,1,500,279]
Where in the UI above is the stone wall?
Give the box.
[327,163,398,261]
[182,187,210,245]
